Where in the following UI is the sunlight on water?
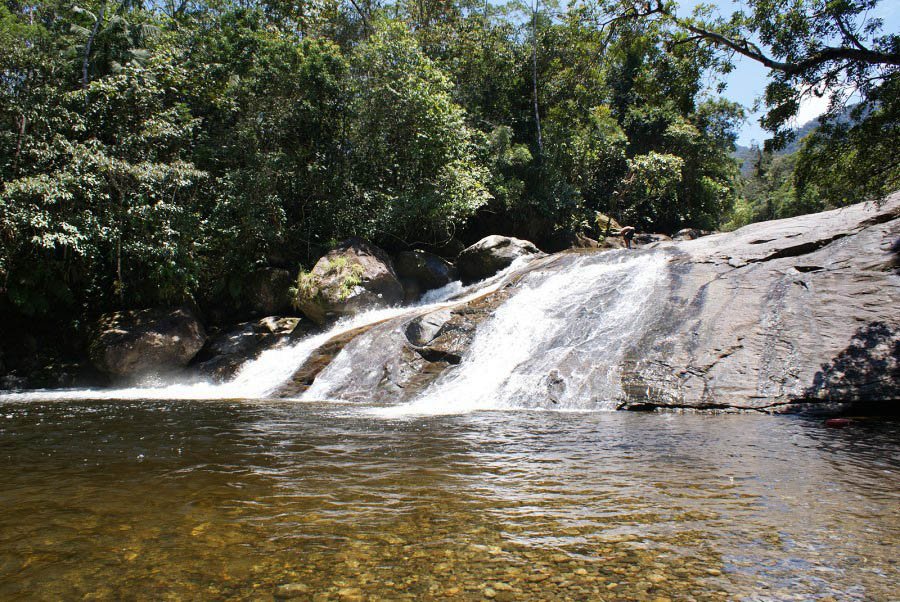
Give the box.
[0,405,897,601]
[376,251,668,417]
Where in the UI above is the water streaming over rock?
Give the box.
[375,250,669,415]
[0,259,532,403]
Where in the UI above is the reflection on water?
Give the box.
[0,402,897,601]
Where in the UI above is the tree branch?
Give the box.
[636,1,900,75]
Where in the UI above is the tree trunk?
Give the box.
[82,2,106,92]
[531,0,543,161]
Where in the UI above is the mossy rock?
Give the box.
[293,238,403,326]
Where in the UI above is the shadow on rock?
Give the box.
[802,321,900,412]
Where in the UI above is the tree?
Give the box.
[347,20,490,245]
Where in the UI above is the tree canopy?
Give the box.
[0,0,896,332]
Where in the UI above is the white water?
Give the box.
[0,258,533,403]
[376,251,668,417]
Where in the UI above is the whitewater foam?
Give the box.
[0,257,535,403]
[375,250,668,417]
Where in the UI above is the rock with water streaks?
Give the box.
[619,192,900,412]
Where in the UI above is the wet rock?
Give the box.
[295,238,404,326]
[457,236,543,283]
[394,250,457,301]
[277,286,514,401]
[194,316,310,381]
[272,195,899,413]
[672,228,714,242]
[632,233,673,246]
[89,307,206,378]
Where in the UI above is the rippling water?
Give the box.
[0,401,897,601]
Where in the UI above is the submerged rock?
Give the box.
[295,238,403,326]
[457,235,543,283]
[89,307,206,378]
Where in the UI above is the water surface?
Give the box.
[1,401,897,601]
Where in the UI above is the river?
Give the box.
[1,400,897,600]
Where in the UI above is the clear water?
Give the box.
[0,401,897,601]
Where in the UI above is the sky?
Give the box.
[678,0,899,146]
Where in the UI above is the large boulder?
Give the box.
[244,268,294,316]
[394,250,458,301]
[456,235,543,283]
[89,307,206,378]
[194,316,309,381]
[295,238,404,326]
[544,231,601,253]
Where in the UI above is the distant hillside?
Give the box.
[734,104,859,176]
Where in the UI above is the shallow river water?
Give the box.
[0,401,897,601]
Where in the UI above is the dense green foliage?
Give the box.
[642,0,899,228]
[0,0,895,328]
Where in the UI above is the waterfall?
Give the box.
[376,250,668,416]
[0,258,532,403]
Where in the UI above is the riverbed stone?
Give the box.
[456,235,543,283]
[89,307,207,378]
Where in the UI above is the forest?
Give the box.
[1,0,898,331]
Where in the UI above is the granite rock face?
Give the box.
[278,195,899,413]
[619,193,900,412]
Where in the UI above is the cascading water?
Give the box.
[376,250,668,416]
[0,258,532,403]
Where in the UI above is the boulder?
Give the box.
[245,268,294,316]
[456,235,543,283]
[295,238,404,326]
[194,316,308,381]
[394,250,458,301]
[89,307,206,378]
[672,228,714,242]
[595,212,623,236]
[544,231,601,253]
